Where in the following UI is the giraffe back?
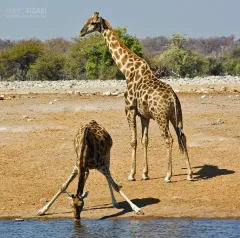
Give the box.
[74,120,112,169]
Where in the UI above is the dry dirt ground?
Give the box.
[0,91,239,220]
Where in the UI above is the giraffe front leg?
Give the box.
[141,117,150,180]
[101,168,144,215]
[126,107,137,181]
[37,165,78,215]
[107,179,119,208]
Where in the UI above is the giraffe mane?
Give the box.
[103,19,143,60]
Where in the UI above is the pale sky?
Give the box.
[0,0,239,40]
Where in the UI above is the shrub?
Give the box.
[154,34,208,78]
[0,39,43,80]
[207,57,224,76]
[28,49,66,81]
[223,48,240,75]
[66,27,143,80]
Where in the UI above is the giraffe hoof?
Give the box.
[136,209,144,215]
[164,177,171,183]
[128,176,136,181]
[141,176,150,181]
[187,176,195,181]
[37,209,46,216]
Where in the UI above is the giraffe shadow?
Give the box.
[100,197,160,220]
[83,204,115,211]
[193,164,235,180]
[150,164,235,182]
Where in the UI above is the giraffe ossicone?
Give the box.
[80,12,193,183]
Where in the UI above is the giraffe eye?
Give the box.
[91,22,97,25]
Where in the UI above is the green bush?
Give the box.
[65,27,143,80]
[0,39,43,80]
[153,34,209,78]
[28,49,66,81]
[207,57,224,76]
[223,48,240,75]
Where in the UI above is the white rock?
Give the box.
[23,115,29,119]
[111,91,120,96]
[15,218,24,222]
[103,91,111,96]
[201,95,206,99]
[220,86,227,92]
[217,118,224,124]
[40,198,48,203]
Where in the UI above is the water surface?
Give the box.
[1,219,239,238]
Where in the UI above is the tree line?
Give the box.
[0,28,240,81]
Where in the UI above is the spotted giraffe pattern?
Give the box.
[80,12,193,183]
[37,120,143,220]
[74,120,113,171]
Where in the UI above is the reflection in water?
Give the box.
[0,219,240,238]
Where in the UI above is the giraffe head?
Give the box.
[80,12,106,37]
[66,192,88,221]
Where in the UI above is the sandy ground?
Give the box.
[0,90,240,220]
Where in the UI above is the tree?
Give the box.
[27,49,66,81]
[223,48,240,75]
[45,38,71,53]
[0,39,43,80]
[154,34,209,78]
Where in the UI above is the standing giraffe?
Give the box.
[37,120,143,220]
[80,12,193,183]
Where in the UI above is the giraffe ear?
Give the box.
[66,191,73,198]
[82,191,89,199]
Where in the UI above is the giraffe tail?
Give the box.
[172,93,187,154]
[175,127,187,154]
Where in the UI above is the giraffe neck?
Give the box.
[102,20,150,83]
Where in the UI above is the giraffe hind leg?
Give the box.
[157,120,173,183]
[164,129,173,183]
[178,131,193,181]
[171,117,193,181]
[141,117,150,180]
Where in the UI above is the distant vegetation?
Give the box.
[1,29,240,81]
